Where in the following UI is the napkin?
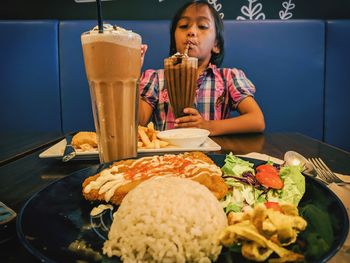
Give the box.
[238,152,350,262]
[335,173,350,183]
[237,152,284,165]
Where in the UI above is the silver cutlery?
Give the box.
[62,134,76,162]
[308,158,346,185]
[284,151,317,177]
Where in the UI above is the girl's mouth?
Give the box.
[186,40,197,47]
[186,43,196,53]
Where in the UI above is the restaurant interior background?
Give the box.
[1,0,350,151]
[1,0,350,20]
[1,2,350,261]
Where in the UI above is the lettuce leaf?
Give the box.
[221,152,254,176]
[279,166,305,205]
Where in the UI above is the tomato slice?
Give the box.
[264,201,282,212]
[255,168,284,189]
[256,164,278,173]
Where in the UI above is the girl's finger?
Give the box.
[176,115,198,123]
[183,107,199,115]
[176,116,190,123]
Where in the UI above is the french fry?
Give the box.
[159,140,169,147]
[147,122,155,132]
[146,142,155,149]
[138,128,151,146]
[151,132,157,142]
[154,139,160,149]
[138,125,148,131]
[137,122,171,149]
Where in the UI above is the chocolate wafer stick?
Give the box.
[184,43,190,56]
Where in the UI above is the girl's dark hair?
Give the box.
[169,0,225,67]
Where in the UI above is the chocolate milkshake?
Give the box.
[81,24,141,163]
[164,54,198,118]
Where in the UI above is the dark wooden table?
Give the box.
[0,132,63,166]
[0,132,349,262]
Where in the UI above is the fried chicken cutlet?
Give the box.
[82,152,228,205]
[72,131,97,151]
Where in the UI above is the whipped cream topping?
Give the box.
[167,52,198,65]
[85,24,132,35]
[81,23,141,48]
[84,154,222,202]
[171,52,189,59]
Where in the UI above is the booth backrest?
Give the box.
[222,20,325,140]
[0,20,61,132]
[1,19,349,152]
[324,20,350,152]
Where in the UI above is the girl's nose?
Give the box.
[187,31,195,37]
[187,25,197,37]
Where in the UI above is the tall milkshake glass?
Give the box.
[81,25,141,163]
[164,54,198,118]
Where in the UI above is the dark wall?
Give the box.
[1,0,350,20]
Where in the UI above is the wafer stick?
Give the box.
[184,43,190,56]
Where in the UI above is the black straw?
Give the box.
[96,0,103,33]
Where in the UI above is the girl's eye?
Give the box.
[198,25,209,29]
[178,24,188,29]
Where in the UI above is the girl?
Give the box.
[139,0,265,136]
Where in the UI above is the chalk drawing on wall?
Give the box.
[208,0,225,19]
[237,0,266,20]
[158,0,225,19]
[158,0,295,20]
[279,0,295,20]
[236,0,295,20]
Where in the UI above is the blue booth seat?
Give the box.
[223,20,325,140]
[59,20,170,133]
[59,20,325,141]
[0,20,61,132]
[324,20,350,152]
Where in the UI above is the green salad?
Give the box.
[220,153,336,261]
[221,153,305,213]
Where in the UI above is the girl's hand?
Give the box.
[141,44,148,67]
[174,107,209,130]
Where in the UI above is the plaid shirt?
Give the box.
[139,63,256,131]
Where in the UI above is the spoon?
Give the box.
[284,151,317,177]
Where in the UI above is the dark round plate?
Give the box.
[17,154,349,263]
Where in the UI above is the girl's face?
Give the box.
[175,4,220,67]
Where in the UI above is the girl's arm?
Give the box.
[139,44,157,126]
[138,99,153,126]
[138,44,152,126]
[175,96,265,136]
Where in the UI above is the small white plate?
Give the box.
[39,137,221,160]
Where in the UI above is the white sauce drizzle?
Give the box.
[84,154,222,202]
[90,204,114,216]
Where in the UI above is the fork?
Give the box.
[308,158,345,184]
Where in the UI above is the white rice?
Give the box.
[103,176,228,263]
